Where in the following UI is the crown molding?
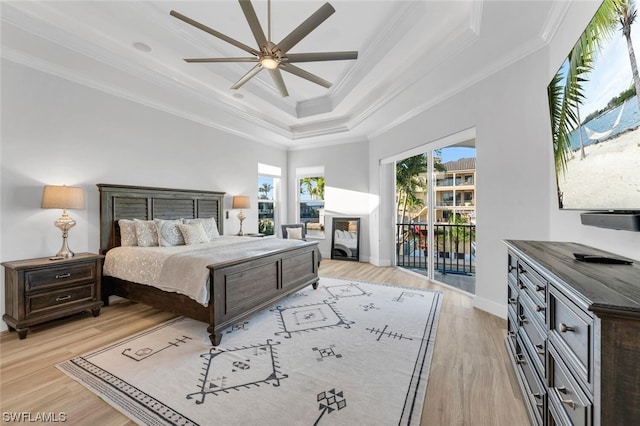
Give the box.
[540,1,572,44]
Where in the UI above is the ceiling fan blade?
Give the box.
[268,69,289,97]
[170,10,259,56]
[275,3,335,54]
[280,64,332,89]
[231,64,263,90]
[284,51,358,63]
[184,57,259,63]
[238,0,268,50]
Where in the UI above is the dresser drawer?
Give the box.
[514,335,546,425]
[518,302,546,376]
[549,285,593,389]
[520,285,546,330]
[508,251,518,280]
[27,284,97,317]
[25,262,97,292]
[507,277,518,319]
[507,308,518,344]
[518,260,546,305]
[548,344,593,426]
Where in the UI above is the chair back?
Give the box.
[281,224,306,240]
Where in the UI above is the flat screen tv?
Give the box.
[548,0,640,230]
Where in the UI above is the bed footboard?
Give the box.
[207,241,319,345]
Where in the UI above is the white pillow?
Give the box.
[118,219,137,246]
[155,219,185,247]
[286,227,303,240]
[178,222,210,245]
[183,217,220,241]
[133,219,159,247]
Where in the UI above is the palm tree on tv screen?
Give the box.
[617,0,640,109]
[549,0,623,179]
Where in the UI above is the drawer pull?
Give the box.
[535,284,544,292]
[55,295,72,302]
[507,331,516,338]
[508,265,515,272]
[55,273,71,279]
[509,298,517,305]
[535,344,545,355]
[535,305,545,312]
[560,397,577,410]
[555,387,577,410]
[559,323,575,333]
[532,393,544,408]
[518,265,525,274]
[518,315,528,325]
[516,354,526,365]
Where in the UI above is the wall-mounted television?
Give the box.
[548,0,640,230]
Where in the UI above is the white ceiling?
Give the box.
[1,1,570,149]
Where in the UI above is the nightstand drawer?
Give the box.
[25,262,97,292]
[27,284,96,317]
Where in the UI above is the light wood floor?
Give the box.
[0,260,529,425]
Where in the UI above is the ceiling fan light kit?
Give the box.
[171,0,358,97]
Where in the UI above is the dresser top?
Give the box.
[504,240,640,316]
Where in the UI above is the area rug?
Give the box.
[57,277,442,426]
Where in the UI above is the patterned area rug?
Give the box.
[57,277,442,426]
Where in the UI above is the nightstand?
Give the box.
[2,252,104,339]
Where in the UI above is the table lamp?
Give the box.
[232,195,250,236]
[41,185,85,258]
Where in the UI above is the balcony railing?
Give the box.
[396,222,476,275]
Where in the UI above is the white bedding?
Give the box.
[103,236,309,306]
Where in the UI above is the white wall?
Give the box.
[369,49,552,318]
[0,59,288,331]
[287,141,370,259]
[367,1,640,318]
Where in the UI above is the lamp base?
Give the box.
[54,211,76,258]
[237,210,246,236]
[56,233,75,258]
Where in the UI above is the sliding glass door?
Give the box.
[395,142,476,293]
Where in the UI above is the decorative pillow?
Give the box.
[183,217,220,241]
[155,219,185,247]
[118,219,137,246]
[133,219,159,247]
[286,227,303,240]
[178,222,210,245]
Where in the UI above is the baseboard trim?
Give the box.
[368,257,392,267]
[473,296,507,319]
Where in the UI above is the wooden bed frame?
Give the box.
[98,184,320,345]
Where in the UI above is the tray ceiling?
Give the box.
[1,1,570,149]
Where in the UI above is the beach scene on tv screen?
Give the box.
[550,0,640,210]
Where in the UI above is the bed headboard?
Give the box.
[97,184,225,254]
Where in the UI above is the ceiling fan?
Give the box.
[170,0,358,97]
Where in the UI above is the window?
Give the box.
[297,166,325,239]
[258,163,281,236]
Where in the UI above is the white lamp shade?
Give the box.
[232,195,250,209]
[41,185,85,209]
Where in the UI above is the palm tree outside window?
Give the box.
[298,176,325,238]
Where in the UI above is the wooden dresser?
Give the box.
[504,240,640,426]
[2,252,104,339]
